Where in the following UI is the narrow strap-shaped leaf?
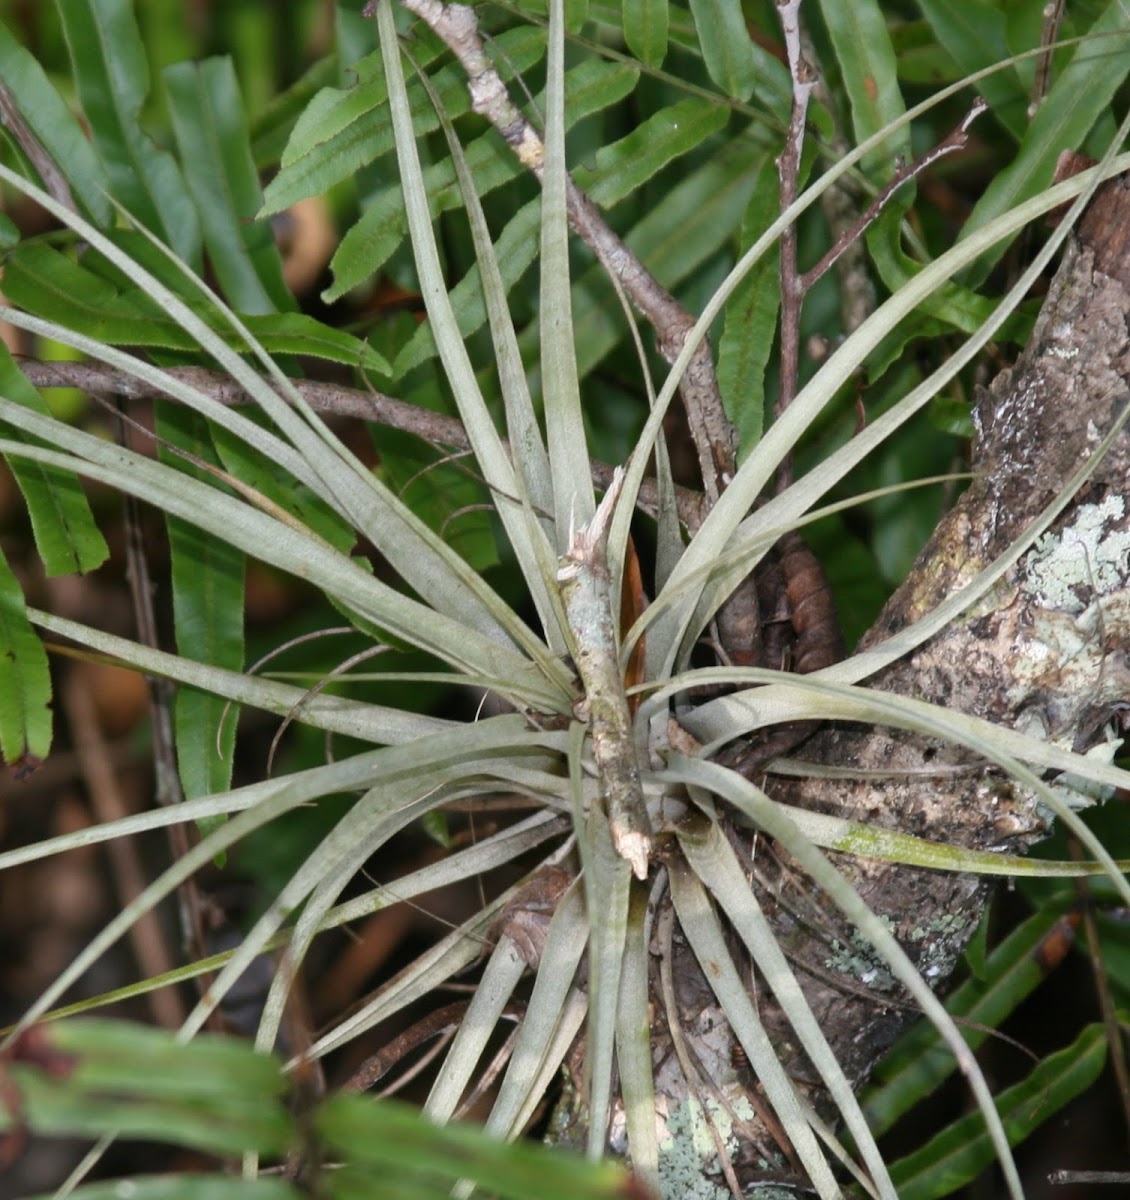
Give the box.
[566,0,589,30]
[0,18,112,224]
[6,815,564,1031]
[0,545,52,770]
[402,134,757,384]
[29,607,448,747]
[815,0,927,332]
[0,343,108,576]
[818,0,910,178]
[431,118,553,525]
[622,0,668,67]
[717,153,779,454]
[815,0,995,334]
[863,905,1081,1134]
[13,717,546,1036]
[888,1023,1107,1200]
[2,242,389,373]
[248,52,339,168]
[668,860,841,1197]
[325,58,638,302]
[643,148,1130,676]
[614,881,659,1191]
[425,935,528,1122]
[1,160,555,667]
[569,722,631,1158]
[665,755,1027,1199]
[242,312,391,371]
[679,816,897,1198]
[156,406,245,805]
[917,0,1026,138]
[0,409,564,710]
[318,1091,633,1199]
[260,28,543,215]
[375,5,565,643]
[165,57,293,315]
[542,0,595,543]
[486,880,589,1140]
[310,896,510,1060]
[567,140,759,380]
[399,62,560,619]
[43,1018,288,1099]
[400,140,758,381]
[207,422,356,556]
[687,0,756,101]
[960,0,1130,282]
[575,94,727,208]
[58,0,200,264]
[187,772,447,1043]
[7,1070,294,1162]
[394,198,540,378]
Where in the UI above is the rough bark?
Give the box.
[634,174,1130,1195]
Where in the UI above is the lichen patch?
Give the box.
[1022,495,1129,613]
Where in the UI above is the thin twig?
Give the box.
[17,358,703,527]
[384,0,737,505]
[54,660,185,1030]
[774,0,817,427]
[343,1000,471,1092]
[1030,0,1066,118]
[0,81,76,212]
[797,22,875,336]
[800,98,989,293]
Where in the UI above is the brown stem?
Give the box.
[112,396,217,1014]
[800,97,988,293]
[774,0,816,430]
[386,0,738,505]
[53,655,185,1031]
[1030,0,1066,118]
[16,358,704,527]
[0,80,76,212]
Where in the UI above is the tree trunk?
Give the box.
[622,173,1130,1195]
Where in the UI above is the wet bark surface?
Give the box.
[636,174,1130,1192]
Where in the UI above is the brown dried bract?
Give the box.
[494,864,574,969]
[778,530,844,674]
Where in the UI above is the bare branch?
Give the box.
[388,0,738,505]
[774,0,817,423]
[800,98,988,293]
[1030,0,1066,118]
[0,80,76,212]
[17,357,703,526]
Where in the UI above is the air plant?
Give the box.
[1,3,1130,1198]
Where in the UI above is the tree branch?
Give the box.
[384,0,738,506]
[698,171,1130,1162]
[16,357,702,527]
